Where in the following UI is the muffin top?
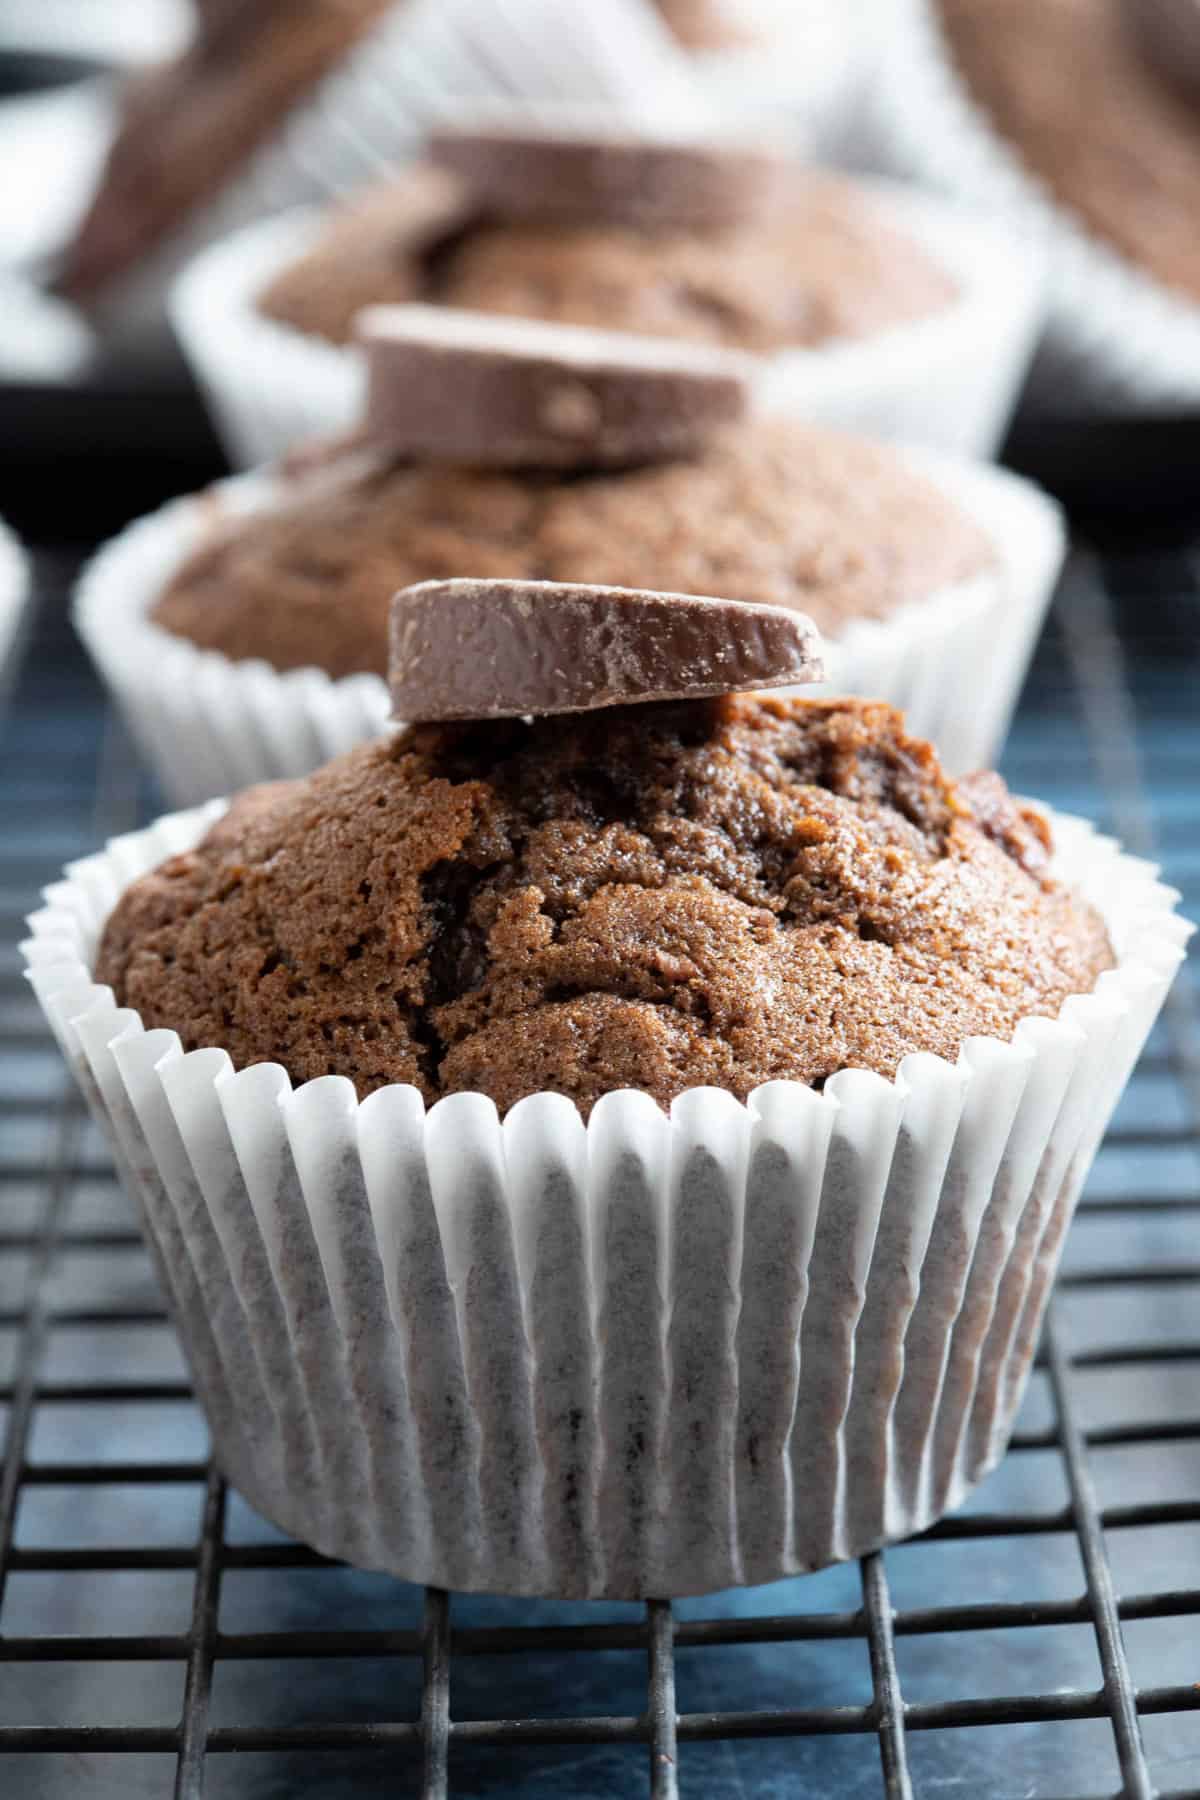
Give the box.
[56,0,394,302]
[95,695,1114,1118]
[150,420,997,680]
[257,166,957,351]
[939,0,1200,303]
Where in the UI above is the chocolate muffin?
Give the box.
[95,695,1114,1118]
[150,420,997,681]
[56,0,397,303]
[939,0,1200,302]
[258,165,957,352]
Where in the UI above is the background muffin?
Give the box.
[149,420,996,680]
[55,0,399,304]
[938,0,1200,308]
[860,0,1200,412]
[257,161,957,353]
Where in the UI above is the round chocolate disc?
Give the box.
[428,107,792,231]
[389,578,824,721]
[358,304,752,468]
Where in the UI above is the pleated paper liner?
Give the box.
[858,0,1200,416]
[23,801,1190,1596]
[171,176,1043,470]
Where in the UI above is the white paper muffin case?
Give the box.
[0,516,31,689]
[73,447,1063,809]
[22,804,1190,1597]
[170,176,1043,471]
[56,0,702,345]
[858,0,1200,416]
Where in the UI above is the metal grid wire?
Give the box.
[0,549,1198,1799]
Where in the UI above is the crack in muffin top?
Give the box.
[95,696,1114,1118]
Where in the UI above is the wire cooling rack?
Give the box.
[0,549,1198,1800]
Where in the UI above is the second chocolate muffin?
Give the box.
[151,420,996,682]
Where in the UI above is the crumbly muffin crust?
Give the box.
[150,421,997,679]
[257,169,957,350]
[96,696,1114,1118]
[940,0,1200,303]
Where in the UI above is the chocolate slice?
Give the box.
[428,110,791,231]
[358,304,751,468]
[389,578,824,721]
